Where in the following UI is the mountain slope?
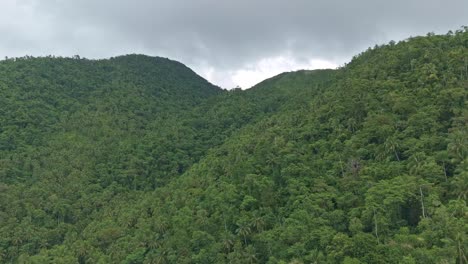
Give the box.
[0,54,328,263]
[0,29,467,263]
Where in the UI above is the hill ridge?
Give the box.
[0,28,466,263]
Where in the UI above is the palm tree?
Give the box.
[221,234,234,254]
[251,215,265,232]
[244,245,258,264]
[154,249,168,264]
[408,153,425,176]
[235,222,251,245]
[448,130,466,161]
[384,136,400,161]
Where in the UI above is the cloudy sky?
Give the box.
[1,0,467,88]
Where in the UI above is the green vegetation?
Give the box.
[0,28,467,263]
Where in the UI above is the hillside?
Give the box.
[0,29,467,263]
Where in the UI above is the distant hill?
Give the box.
[0,29,466,263]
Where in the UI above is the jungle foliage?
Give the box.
[0,29,467,263]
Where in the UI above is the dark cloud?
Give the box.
[1,0,467,87]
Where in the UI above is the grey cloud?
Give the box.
[1,0,467,87]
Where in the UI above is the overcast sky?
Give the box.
[1,0,467,88]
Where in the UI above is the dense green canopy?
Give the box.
[0,29,467,263]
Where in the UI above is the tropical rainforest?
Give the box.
[0,28,467,264]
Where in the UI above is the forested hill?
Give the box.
[0,29,467,263]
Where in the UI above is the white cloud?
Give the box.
[194,55,339,89]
